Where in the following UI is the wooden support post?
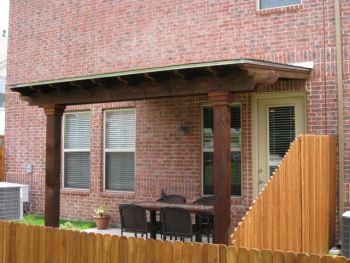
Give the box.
[209,91,231,245]
[44,105,65,227]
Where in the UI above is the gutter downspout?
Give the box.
[335,0,344,242]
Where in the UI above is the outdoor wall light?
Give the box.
[179,125,191,135]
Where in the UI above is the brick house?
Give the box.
[4,0,349,244]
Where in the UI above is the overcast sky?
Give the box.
[0,0,9,33]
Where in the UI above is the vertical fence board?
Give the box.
[135,238,146,263]
[80,232,89,263]
[119,236,128,263]
[261,250,272,263]
[172,241,183,263]
[127,237,136,263]
[249,249,261,263]
[206,244,219,263]
[110,236,120,263]
[226,246,237,263]
[284,252,296,263]
[38,225,46,263]
[144,238,155,263]
[182,242,194,263]
[68,230,81,263]
[102,234,112,263]
[192,243,203,263]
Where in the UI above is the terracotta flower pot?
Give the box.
[94,215,110,230]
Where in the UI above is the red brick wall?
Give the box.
[5,0,349,229]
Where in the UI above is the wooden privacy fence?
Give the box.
[0,221,348,263]
[230,135,337,255]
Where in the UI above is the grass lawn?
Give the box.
[18,214,96,231]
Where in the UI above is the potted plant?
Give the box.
[93,205,110,230]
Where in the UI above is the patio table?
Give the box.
[133,201,214,241]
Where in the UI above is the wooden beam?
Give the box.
[21,73,256,106]
[241,64,309,81]
[209,91,231,245]
[43,104,65,227]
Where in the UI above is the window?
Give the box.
[104,109,136,191]
[63,112,91,189]
[0,77,5,93]
[268,106,295,176]
[259,0,301,9]
[202,105,241,196]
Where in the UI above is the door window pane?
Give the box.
[268,106,295,176]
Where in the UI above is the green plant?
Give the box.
[94,205,107,218]
[18,215,96,230]
[60,221,74,230]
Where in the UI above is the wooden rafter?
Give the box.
[144,73,156,84]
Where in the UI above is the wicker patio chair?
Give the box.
[119,204,158,238]
[160,207,200,242]
[193,196,214,243]
[157,194,186,204]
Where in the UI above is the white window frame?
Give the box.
[256,0,302,10]
[201,103,242,197]
[103,108,136,192]
[62,111,91,190]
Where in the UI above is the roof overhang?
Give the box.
[10,59,312,106]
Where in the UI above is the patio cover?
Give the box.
[10,59,312,245]
[11,59,311,106]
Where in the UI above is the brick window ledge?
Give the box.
[256,4,303,15]
[61,189,90,196]
[101,191,136,199]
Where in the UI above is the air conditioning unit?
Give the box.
[0,182,29,220]
[342,211,350,257]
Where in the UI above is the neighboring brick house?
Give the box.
[4,0,349,239]
[0,30,7,135]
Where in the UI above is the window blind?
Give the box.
[106,110,135,149]
[268,106,295,176]
[105,109,136,191]
[64,112,91,149]
[105,152,135,191]
[63,112,91,189]
[260,0,301,10]
[64,152,90,188]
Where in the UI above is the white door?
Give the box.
[256,94,305,194]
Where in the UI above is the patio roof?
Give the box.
[11,59,311,106]
[14,58,312,245]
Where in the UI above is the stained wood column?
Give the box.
[44,105,65,227]
[209,91,231,245]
